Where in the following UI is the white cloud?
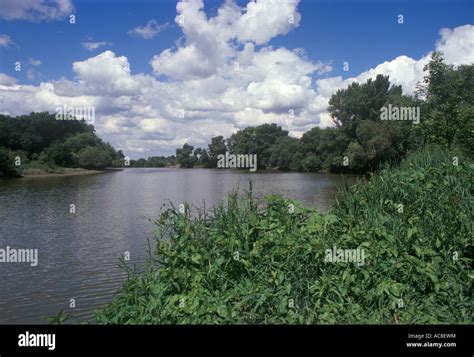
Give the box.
[0,73,17,86]
[0,34,13,47]
[356,55,429,95]
[72,50,143,96]
[29,58,42,66]
[0,0,472,159]
[232,0,301,45]
[150,0,302,80]
[436,25,474,66]
[128,20,169,39]
[0,0,74,21]
[343,25,474,96]
[151,44,221,80]
[82,41,112,51]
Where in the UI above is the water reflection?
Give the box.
[0,168,358,323]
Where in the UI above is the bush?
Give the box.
[95,149,472,324]
[0,147,21,177]
[77,146,111,170]
[20,160,62,175]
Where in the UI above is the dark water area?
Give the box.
[0,168,358,323]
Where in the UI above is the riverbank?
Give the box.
[1,164,351,323]
[20,167,112,178]
[94,148,473,324]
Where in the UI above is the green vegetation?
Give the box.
[0,112,124,177]
[91,52,472,324]
[170,52,472,172]
[176,143,197,168]
[2,52,470,176]
[418,51,473,150]
[94,148,473,324]
[129,155,177,168]
[0,147,21,177]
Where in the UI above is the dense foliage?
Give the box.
[170,53,472,173]
[129,155,177,168]
[3,52,468,178]
[0,112,124,176]
[94,148,473,324]
[0,147,21,177]
[417,52,473,151]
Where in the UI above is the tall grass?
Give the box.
[94,148,473,324]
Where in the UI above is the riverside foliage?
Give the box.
[0,112,125,176]
[150,52,472,173]
[94,148,473,324]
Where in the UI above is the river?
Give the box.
[0,168,358,323]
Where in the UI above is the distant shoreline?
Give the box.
[20,168,116,178]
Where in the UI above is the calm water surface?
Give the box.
[0,168,358,323]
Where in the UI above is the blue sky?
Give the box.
[2,0,472,84]
[0,0,472,157]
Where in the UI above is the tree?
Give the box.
[42,142,74,167]
[193,148,210,167]
[418,51,474,151]
[326,73,418,171]
[0,147,21,177]
[268,136,304,171]
[0,112,93,155]
[112,150,126,167]
[207,136,227,168]
[176,143,196,168]
[77,146,112,169]
[0,113,123,171]
[228,124,288,169]
[328,74,402,137]
[302,154,322,172]
[134,158,147,167]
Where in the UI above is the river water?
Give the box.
[0,168,357,323]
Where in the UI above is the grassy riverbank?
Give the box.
[9,161,121,177]
[94,148,473,324]
[20,166,105,178]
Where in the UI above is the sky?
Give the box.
[0,0,473,158]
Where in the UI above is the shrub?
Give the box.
[77,146,111,170]
[95,149,473,324]
[0,147,21,177]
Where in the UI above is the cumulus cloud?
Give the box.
[0,0,74,21]
[232,0,301,45]
[145,0,329,142]
[150,0,302,80]
[356,55,430,95]
[128,20,169,39]
[435,25,474,65]
[82,41,112,51]
[0,34,13,47]
[0,0,472,158]
[0,73,17,86]
[71,50,144,96]
[315,24,474,118]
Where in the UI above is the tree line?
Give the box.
[1,52,472,177]
[0,112,125,177]
[163,52,471,172]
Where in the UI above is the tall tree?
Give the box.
[417,51,474,150]
[207,136,227,168]
[176,143,196,168]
